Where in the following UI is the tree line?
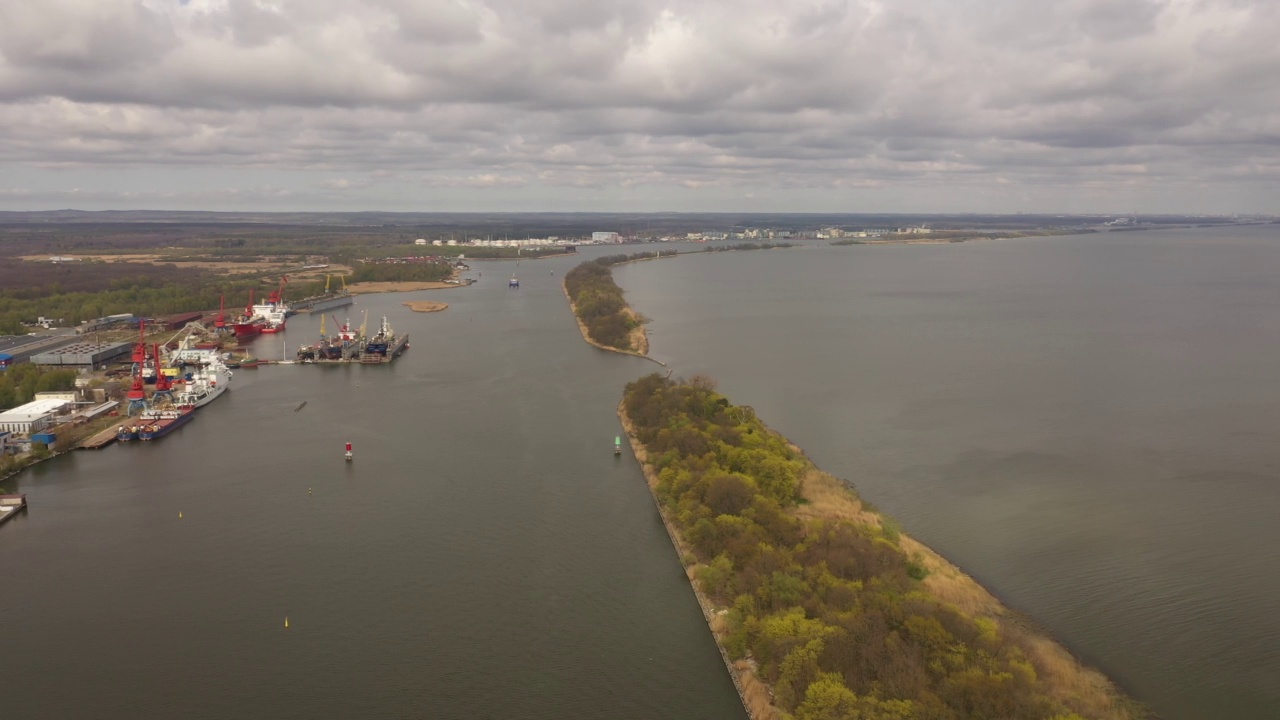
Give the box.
[563,251,675,351]
[347,260,453,283]
[622,374,1141,720]
[0,274,329,336]
[0,364,77,411]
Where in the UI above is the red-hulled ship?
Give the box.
[232,289,267,340]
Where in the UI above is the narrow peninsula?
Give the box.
[620,373,1146,720]
[563,251,676,360]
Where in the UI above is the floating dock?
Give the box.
[359,333,409,364]
[293,293,355,314]
[0,494,28,527]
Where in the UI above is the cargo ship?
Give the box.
[359,315,409,363]
[137,408,195,440]
[233,277,292,337]
[258,276,291,333]
[173,355,232,409]
[168,330,234,408]
[232,289,267,340]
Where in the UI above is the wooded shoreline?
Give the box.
[619,374,1146,720]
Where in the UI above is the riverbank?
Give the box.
[402,301,448,313]
[618,401,774,719]
[619,375,1145,720]
[347,279,471,294]
[562,251,679,364]
[0,413,119,485]
[561,283,663,365]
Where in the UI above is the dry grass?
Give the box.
[623,306,649,355]
[346,280,465,294]
[794,468,883,527]
[792,451,1140,719]
[19,253,351,279]
[402,301,448,313]
[736,663,783,720]
[621,402,1141,720]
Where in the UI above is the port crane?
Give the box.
[266,275,289,306]
[214,294,226,330]
[151,343,175,405]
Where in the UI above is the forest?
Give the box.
[348,260,453,283]
[563,251,674,351]
[0,273,329,336]
[622,374,1142,720]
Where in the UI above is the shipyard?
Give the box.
[0,268,427,473]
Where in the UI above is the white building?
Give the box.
[0,398,70,435]
[414,238,428,245]
[592,232,621,243]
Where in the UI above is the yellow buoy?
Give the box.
[284,617,290,628]
[308,487,312,494]
[178,511,183,519]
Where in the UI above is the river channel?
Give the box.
[1,250,744,720]
[615,226,1280,720]
[6,229,1280,719]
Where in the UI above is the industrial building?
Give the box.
[592,231,621,243]
[159,312,204,330]
[0,332,81,369]
[0,398,71,435]
[30,341,131,369]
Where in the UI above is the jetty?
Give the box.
[0,494,28,527]
[79,425,120,450]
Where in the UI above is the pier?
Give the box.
[79,426,120,450]
[0,494,28,527]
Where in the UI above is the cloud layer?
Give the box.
[1,0,1277,212]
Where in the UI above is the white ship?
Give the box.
[173,354,232,409]
[167,331,233,409]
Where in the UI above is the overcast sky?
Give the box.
[0,0,1276,213]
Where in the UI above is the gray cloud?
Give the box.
[0,0,1277,212]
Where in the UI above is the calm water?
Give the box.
[0,251,745,720]
[615,227,1280,720]
[6,230,1280,720]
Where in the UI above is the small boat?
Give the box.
[239,357,259,368]
[614,435,622,456]
[345,442,353,462]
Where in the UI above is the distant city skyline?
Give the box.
[1,0,1276,214]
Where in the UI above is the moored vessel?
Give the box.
[360,315,409,363]
[137,408,195,440]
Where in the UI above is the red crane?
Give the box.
[214,294,226,329]
[131,319,148,364]
[267,275,289,305]
[125,323,148,414]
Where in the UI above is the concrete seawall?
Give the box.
[618,403,775,720]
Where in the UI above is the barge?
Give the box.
[137,408,195,440]
[0,494,28,528]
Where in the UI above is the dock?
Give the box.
[79,426,120,450]
[0,494,28,527]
